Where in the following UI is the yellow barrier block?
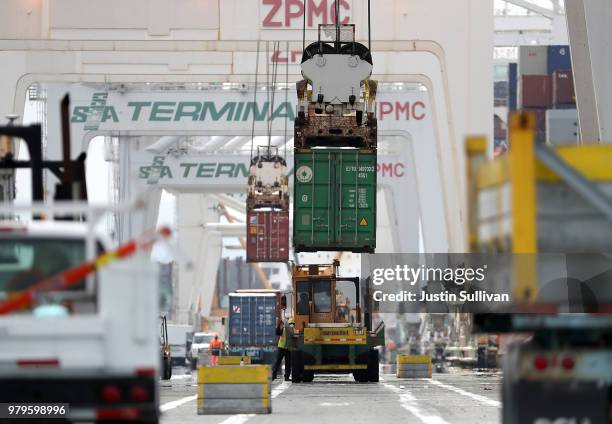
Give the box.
[397,364,433,379]
[397,355,432,365]
[197,365,271,384]
[197,383,270,400]
[217,356,252,365]
[196,396,271,415]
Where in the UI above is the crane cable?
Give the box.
[267,40,281,152]
[249,40,261,161]
[336,0,340,46]
[302,0,307,52]
[368,0,372,52]
[284,40,289,160]
[265,40,270,155]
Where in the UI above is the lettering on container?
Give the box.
[357,188,368,208]
[345,188,369,209]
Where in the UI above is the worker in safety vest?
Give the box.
[209,334,223,366]
[272,318,293,381]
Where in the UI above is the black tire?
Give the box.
[291,351,303,383]
[353,370,368,382]
[367,350,380,382]
[161,358,172,380]
[302,371,314,383]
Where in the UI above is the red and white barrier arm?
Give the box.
[0,226,172,315]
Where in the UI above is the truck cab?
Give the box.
[0,219,161,424]
[0,221,110,313]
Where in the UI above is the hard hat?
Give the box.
[288,318,295,325]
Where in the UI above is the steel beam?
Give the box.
[565,0,601,143]
[505,0,555,19]
[535,143,612,222]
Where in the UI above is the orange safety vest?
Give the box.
[209,339,222,356]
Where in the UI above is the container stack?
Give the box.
[197,365,272,414]
[513,45,578,145]
[396,355,432,379]
[246,146,289,262]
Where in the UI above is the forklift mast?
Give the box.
[0,95,88,212]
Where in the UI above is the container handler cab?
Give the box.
[285,261,384,383]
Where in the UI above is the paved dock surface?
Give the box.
[160,367,502,424]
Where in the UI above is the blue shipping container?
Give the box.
[508,63,518,112]
[548,45,572,75]
[228,293,277,348]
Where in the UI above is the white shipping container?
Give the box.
[519,46,548,76]
[546,109,579,145]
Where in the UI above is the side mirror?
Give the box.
[281,295,287,310]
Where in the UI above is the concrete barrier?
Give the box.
[397,355,432,379]
[381,363,397,374]
[217,355,252,365]
[198,351,212,366]
[197,365,271,414]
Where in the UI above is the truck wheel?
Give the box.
[302,371,314,382]
[161,359,172,380]
[291,351,303,383]
[367,350,380,382]
[353,371,368,382]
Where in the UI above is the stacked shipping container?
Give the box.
[245,150,290,263]
[228,292,280,363]
[512,45,578,145]
[246,210,289,263]
[293,149,377,253]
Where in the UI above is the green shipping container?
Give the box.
[293,148,376,252]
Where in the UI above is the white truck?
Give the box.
[166,324,191,367]
[189,332,215,369]
[0,218,162,424]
